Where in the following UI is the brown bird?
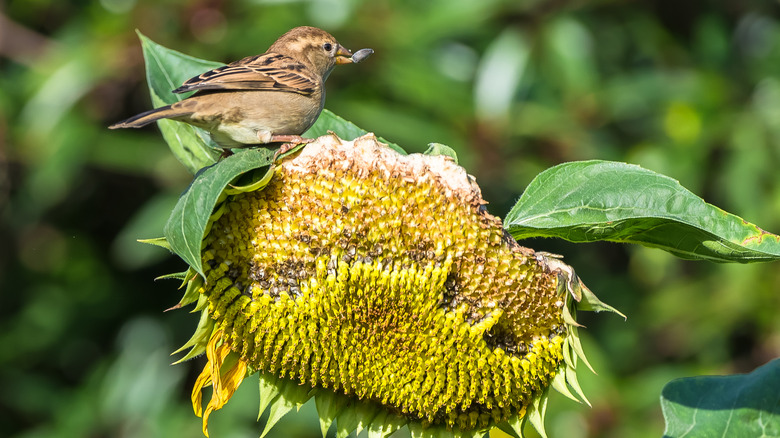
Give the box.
[110,26,372,153]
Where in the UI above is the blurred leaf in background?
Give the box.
[1,1,779,437]
[661,358,780,437]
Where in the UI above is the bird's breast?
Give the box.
[205,89,324,147]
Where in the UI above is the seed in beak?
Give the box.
[351,48,374,64]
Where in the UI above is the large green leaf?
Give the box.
[661,359,780,437]
[504,160,780,263]
[163,148,274,277]
[138,31,222,173]
[303,110,404,154]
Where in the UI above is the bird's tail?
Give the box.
[109,104,191,129]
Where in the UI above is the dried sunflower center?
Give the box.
[197,138,566,430]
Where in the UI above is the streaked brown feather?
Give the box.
[172,53,318,95]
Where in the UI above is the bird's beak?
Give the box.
[336,46,354,64]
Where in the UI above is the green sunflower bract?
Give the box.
[170,134,616,438]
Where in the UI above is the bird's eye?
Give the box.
[323,43,333,52]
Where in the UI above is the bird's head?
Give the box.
[269,26,355,81]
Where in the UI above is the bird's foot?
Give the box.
[271,135,313,161]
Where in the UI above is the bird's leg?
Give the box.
[270,135,314,160]
[220,149,234,159]
[271,135,314,149]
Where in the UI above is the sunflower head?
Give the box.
[168,134,620,438]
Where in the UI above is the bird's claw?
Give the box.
[271,135,314,162]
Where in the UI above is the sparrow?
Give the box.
[110,26,372,153]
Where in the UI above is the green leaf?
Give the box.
[551,367,579,403]
[137,236,171,251]
[424,142,459,164]
[578,279,625,317]
[314,389,349,438]
[505,160,780,263]
[366,411,406,438]
[498,415,524,438]
[163,148,274,277]
[661,359,780,438]
[174,270,203,309]
[352,401,380,436]
[304,109,405,154]
[138,31,222,173]
[335,402,359,438]
[409,423,487,438]
[171,307,214,363]
[526,387,549,438]
[258,372,283,422]
[260,377,313,438]
[153,271,187,282]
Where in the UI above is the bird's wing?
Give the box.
[172,53,318,95]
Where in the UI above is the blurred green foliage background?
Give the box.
[2,0,779,437]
